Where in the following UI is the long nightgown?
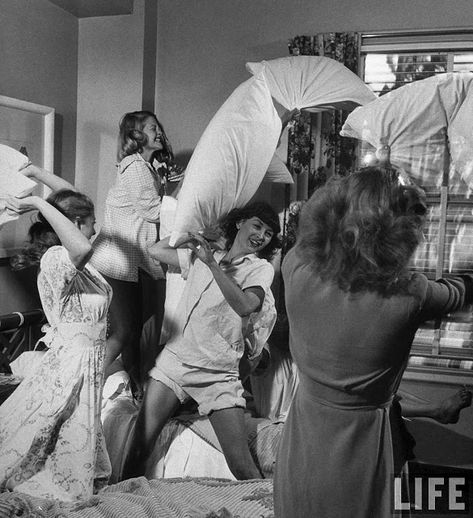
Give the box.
[0,246,112,501]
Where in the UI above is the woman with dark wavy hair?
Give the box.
[0,171,112,501]
[274,167,473,517]
[122,201,281,481]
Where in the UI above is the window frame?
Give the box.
[360,30,473,383]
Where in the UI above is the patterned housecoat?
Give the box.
[0,246,112,501]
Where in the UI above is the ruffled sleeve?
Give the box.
[40,246,78,295]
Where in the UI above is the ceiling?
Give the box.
[47,0,134,18]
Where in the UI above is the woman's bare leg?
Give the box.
[399,387,472,424]
[209,407,262,480]
[122,378,180,479]
[139,276,166,382]
[103,276,142,391]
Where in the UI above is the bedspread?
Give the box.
[0,476,274,518]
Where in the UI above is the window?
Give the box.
[361,30,473,382]
[361,30,473,95]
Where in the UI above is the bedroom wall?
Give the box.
[1,0,78,183]
[155,0,473,155]
[0,0,78,314]
[74,0,146,225]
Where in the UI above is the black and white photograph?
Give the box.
[0,1,472,516]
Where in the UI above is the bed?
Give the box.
[0,368,280,517]
[101,361,288,484]
[0,477,275,518]
[0,346,297,517]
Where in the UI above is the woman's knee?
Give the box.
[224,453,261,480]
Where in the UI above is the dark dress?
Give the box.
[273,247,472,518]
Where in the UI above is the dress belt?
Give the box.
[40,322,105,350]
[298,374,394,411]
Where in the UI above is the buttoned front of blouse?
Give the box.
[166,251,275,372]
[91,153,165,281]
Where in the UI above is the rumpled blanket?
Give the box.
[0,476,274,518]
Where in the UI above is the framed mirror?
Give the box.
[0,95,54,258]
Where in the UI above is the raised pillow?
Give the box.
[341,73,473,190]
[169,72,281,245]
[0,144,34,226]
[170,56,376,244]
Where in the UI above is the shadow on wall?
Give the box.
[407,418,473,468]
[174,150,193,170]
[0,263,41,315]
[247,40,292,60]
[54,113,63,178]
[79,121,117,220]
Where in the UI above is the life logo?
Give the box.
[393,473,472,515]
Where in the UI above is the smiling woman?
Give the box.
[90,111,176,396]
[122,201,281,482]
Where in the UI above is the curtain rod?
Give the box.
[362,28,473,38]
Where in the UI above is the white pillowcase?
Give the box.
[341,72,473,190]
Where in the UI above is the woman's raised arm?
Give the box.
[4,195,92,269]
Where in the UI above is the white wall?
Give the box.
[156,0,473,158]
[1,0,78,182]
[0,0,78,314]
[75,0,145,224]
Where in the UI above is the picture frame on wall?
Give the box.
[0,95,54,258]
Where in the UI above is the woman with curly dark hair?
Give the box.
[122,201,281,481]
[273,167,473,517]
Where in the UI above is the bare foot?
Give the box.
[435,387,472,424]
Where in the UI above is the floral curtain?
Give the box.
[286,33,361,184]
[271,34,362,344]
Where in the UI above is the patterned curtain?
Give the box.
[272,34,362,342]
[272,34,363,347]
[287,33,361,183]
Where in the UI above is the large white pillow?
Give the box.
[341,73,473,190]
[0,144,35,225]
[170,73,281,244]
[170,56,376,244]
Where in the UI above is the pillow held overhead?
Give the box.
[341,72,473,189]
[0,144,34,226]
[170,56,376,245]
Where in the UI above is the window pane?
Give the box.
[364,53,448,95]
[453,52,473,72]
[362,44,473,366]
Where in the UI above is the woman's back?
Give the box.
[282,247,423,405]
[274,168,473,517]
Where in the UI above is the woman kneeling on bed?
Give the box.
[122,201,281,480]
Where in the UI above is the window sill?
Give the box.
[403,365,473,387]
